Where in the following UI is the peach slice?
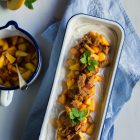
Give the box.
[7,0,25,10]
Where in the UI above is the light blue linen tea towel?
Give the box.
[22,0,140,140]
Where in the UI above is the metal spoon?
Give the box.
[15,64,28,90]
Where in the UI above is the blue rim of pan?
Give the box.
[0,20,42,90]
[46,13,124,140]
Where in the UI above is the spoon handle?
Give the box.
[15,64,28,90]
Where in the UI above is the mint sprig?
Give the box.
[69,108,88,125]
[80,51,90,64]
[25,0,37,9]
[80,51,98,72]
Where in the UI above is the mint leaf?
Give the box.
[87,64,95,72]
[84,51,90,57]
[25,2,33,9]
[69,108,88,125]
[69,108,81,124]
[25,0,37,9]
[72,108,79,117]
[88,59,98,66]
[87,59,98,72]
[79,109,88,118]
[91,60,99,66]
[87,55,90,62]
[80,57,87,64]
[87,59,92,65]
[80,51,90,64]
[72,118,79,125]
[69,112,75,120]
[31,0,36,2]
[80,51,99,72]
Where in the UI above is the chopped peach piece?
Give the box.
[0,39,4,46]
[88,98,96,112]
[100,35,110,46]
[69,63,80,71]
[66,78,75,89]
[7,64,17,73]
[7,0,25,10]
[16,50,28,57]
[21,70,32,80]
[84,44,95,54]
[0,55,5,68]
[18,44,26,51]
[91,53,99,61]
[3,41,9,50]
[70,47,78,56]
[66,59,75,65]
[98,52,106,62]
[67,70,75,78]
[86,124,94,135]
[58,94,66,105]
[92,46,99,53]
[79,132,86,140]
[18,67,26,74]
[5,53,16,64]
[25,63,35,72]
[17,37,25,44]
[94,75,103,82]
[7,46,17,55]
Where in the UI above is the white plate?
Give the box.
[39,14,124,140]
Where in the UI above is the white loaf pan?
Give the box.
[39,14,124,140]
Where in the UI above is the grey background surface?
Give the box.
[0,0,139,140]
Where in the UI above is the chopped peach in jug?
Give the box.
[0,36,38,87]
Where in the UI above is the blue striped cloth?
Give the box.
[22,0,140,140]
